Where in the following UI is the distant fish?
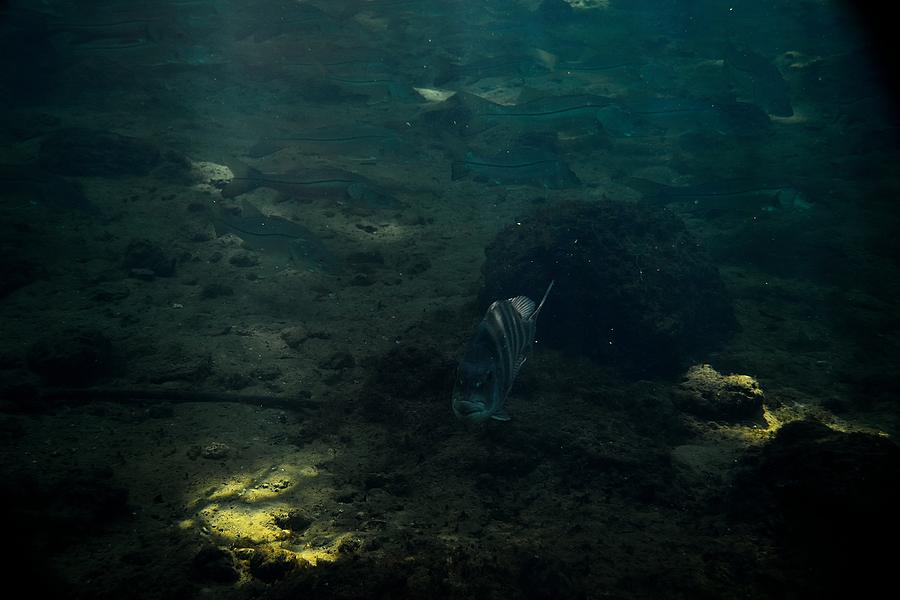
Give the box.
[451,150,580,189]
[626,177,813,213]
[247,125,405,158]
[213,200,338,272]
[452,281,554,423]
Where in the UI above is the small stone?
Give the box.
[129,268,156,281]
[280,326,309,349]
[229,251,260,267]
[319,352,355,370]
[123,239,176,277]
[201,442,231,459]
[200,283,233,299]
[349,273,375,286]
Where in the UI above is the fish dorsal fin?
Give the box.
[532,280,555,321]
[508,295,536,320]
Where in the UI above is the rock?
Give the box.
[248,548,302,582]
[220,372,252,390]
[672,363,764,420]
[359,344,455,424]
[273,509,313,532]
[200,282,233,299]
[229,251,260,267]
[91,282,130,302]
[201,442,231,459]
[191,546,240,583]
[281,325,310,349]
[27,329,114,386]
[479,200,736,376]
[346,250,384,265]
[39,127,161,176]
[251,365,281,381]
[123,239,176,277]
[143,352,213,384]
[0,252,43,298]
[729,420,900,596]
[319,352,355,370]
[349,273,375,286]
[128,267,156,281]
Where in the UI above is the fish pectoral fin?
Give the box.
[491,409,511,422]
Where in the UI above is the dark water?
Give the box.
[2,1,899,598]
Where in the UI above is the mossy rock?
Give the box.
[480,200,736,377]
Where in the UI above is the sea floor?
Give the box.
[2,1,899,598]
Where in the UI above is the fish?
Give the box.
[212,200,338,272]
[473,93,616,128]
[222,163,401,210]
[433,48,556,85]
[626,177,813,214]
[723,44,793,117]
[452,280,554,423]
[222,163,366,199]
[247,125,406,158]
[451,149,580,189]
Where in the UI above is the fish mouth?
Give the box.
[451,395,491,422]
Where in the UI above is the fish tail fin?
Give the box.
[221,162,263,198]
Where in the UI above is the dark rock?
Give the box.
[349,273,375,286]
[191,546,240,584]
[273,509,313,532]
[248,548,302,582]
[144,352,213,384]
[221,372,252,390]
[39,127,161,176]
[402,255,431,276]
[229,251,259,267]
[319,352,355,370]
[3,111,60,141]
[123,239,176,277]
[346,251,384,265]
[480,200,736,377]
[1,468,130,544]
[200,282,233,299]
[0,251,43,298]
[27,329,114,386]
[91,282,130,302]
[0,380,40,414]
[359,344,455,425]
[729,420,900,596]
[251,365,281,381]
[128,267,156,281]
[281,325,310,349]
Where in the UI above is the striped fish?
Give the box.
[452,281,554,423]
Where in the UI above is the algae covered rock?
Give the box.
[673,363,764,420]
[480,200,736,376]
